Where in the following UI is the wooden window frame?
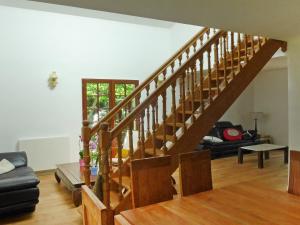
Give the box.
[82,78,139,121]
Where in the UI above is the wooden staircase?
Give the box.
[81,28,286,225]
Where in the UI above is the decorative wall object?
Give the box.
[48,72,58,89]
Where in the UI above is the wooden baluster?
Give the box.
[146,85,151,137]
[186,69,191,95]
[193,42,197,53]
[200,36,204,46]
[117,131,123,200]
[137,113,142,157]
[171,83,177,141]
[186,48,190,59]
[199,56,204,113]
[258,36,262,49]
[140,112,145,158]
[162,91,168,155]
[220,36,224,59]
[223,34,228,86]
[171,62,175,73]
[154,77,159,127]
[151,101,157,156]
[230,32,235,77]
[128,122,134,159]
[251,35,255,57]
[206,29,210,40]
[207,48,212,103]
[214,40,220,95]
[163,70,167,80]
[244,34,248,64]
[181,73,187,131]
[99,122,111,208]
[191,65,196,122]
[135,94,141,130]
[82,120,91,187]
[237,33,241,71]
[178,54,183,66]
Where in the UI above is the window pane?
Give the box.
[99,83,109,95]
[126,84,135,96]
[115,84,125,96]
[87,83,97,95]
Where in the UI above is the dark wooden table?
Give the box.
[54,162,96,206]
[238,144,288,168]
[115,182,300,225]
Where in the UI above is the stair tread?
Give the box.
[112,176,131,189]
[203,87,218,91]
[156,134,176,142]
[145,147,164,156]
[166,122,190,127]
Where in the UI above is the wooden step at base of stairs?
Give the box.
[155,134,176,142]
[166,122,190,128]
[112,176,131,190]
[145,147,164,156]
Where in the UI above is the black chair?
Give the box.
[0,151,40,216]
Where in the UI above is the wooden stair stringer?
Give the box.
[165,39,284,173]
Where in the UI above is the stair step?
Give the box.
[110,190,121,209]
[166,122,189,127]
[112,176,131,190]
[203,87,218,91]
[177,109,193,115]
[145,148,164,156]
[218,65,239,71]
[156,134,176,142]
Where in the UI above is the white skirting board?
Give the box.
[18,136,71,171]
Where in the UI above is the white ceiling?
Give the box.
[27,0,300,41]
[0,0,174,28]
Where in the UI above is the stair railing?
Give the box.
[83,28,268,209]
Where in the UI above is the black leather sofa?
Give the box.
[199,121,262,159]
[0,152,40,216]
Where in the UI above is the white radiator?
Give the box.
[18,136,71,171]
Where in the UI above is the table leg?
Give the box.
[238,148,243,164]
[284,147,289,164]
[258,152,264,169]
[54,171,61,183]
[264,151,270,160]
[72,188,82,207]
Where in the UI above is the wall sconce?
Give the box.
[48,72,58,89]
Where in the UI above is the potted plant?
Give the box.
[79,149,85,167]
[90,151,99,176]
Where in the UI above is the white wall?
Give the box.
[287,36,300,151]
[220,84,254,130]
[0,4,174,161]
[170,23,201,52]
[253,68,288,145]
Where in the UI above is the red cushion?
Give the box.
[223,128,242,141]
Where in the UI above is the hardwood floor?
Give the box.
[1,151,288,225]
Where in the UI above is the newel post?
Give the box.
[100,122,111,208]
[82,120,91,186]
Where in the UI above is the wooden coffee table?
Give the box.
[54,162,96,206]
[238,144,288,169]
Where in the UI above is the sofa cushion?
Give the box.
[0,152,27,168]
[223,128,242,141]
[0,167,40,192]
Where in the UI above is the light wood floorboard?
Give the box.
[1,151,288,225]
